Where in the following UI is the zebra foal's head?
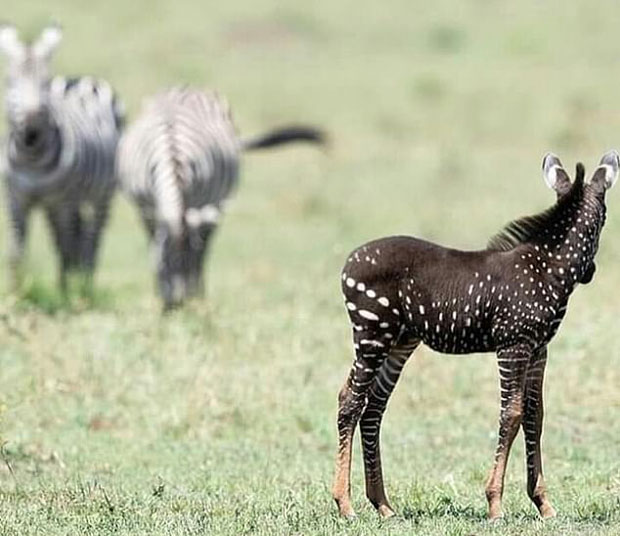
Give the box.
[542,149,619,284]
[0,24,62,149]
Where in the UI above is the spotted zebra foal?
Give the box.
[0,24,123,293]
[117,87,324,309]
[332,151,618,520]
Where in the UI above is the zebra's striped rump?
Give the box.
[118,86,324,309]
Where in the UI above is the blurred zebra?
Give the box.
[0,24,123,293]
[117,87,324,309]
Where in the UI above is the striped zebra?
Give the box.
[117,87,324,309]
[0,24,123,293]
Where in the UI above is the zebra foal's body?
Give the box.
[0,25,123,292]
[332,151,618,520]
[117,86,324,309]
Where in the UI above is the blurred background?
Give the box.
[1,1,619,534]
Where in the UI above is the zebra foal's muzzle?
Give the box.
[579,263,596,285]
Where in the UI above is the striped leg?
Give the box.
[138,203,157,240]
[333,327,390,518]
[522,347,556,518]
[186,223,216,299]
[6,192,29,291]
[79,197,111,293]
[485,343,531,520]
[155,223,186,310]
[46,206,80,293]
[360,335,420,518]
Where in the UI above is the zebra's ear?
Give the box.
[0,24,24,59]
[32,24,62,60]
[542,152,571,195]
[591,150,620,191]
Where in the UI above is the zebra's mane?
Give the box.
[487,164,585,252]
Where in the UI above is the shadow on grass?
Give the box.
[564,496,620,524]
[11,279,117,315]
[401,493,620,528]
[161,297,218,333]
[400,494,486,523]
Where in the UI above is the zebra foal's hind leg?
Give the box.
[522,347,556,518]
[333,354,380,518]
[360,333,420,518]
[486,343,531,520]
[333,322,397,518]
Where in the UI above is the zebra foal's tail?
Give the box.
[241,125,326,151]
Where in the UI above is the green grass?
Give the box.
[2,0,620,534]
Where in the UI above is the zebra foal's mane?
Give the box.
[487,163,585,252]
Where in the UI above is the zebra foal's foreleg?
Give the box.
[485,343,531,520]
[522,347,556,518]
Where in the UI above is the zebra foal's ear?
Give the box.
[32,23,62,60]
[0,24,24,59]
[542,152,571,195]
[591,149,620,191]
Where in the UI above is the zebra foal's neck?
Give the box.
[488,159,607,294]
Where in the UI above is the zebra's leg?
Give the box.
[6,191,30,291]
[155,223,186,310]
[140,212,156,241]
[64,208,83,294]
[79,196,112,294]
[332,325,391,519]
[46,206,78,294]
[360,334,420,518]
[485,343,531,520]
[522,347,556,519]
[186,223,216,298]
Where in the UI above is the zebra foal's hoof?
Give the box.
[335,503,357,520]
[539,503,557,519]
[377,504,396,519]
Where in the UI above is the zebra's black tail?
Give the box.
[241,125,326,151]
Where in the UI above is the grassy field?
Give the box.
[1,0,620,534]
